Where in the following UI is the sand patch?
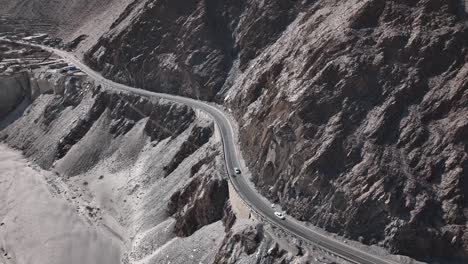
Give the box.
[0,144,121,264]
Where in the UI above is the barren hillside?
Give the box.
[1,0,467,263]
[0,0,133,54]
[82,0,468,261]
[1,64,331,264]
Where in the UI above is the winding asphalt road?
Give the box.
[8,40,400,264]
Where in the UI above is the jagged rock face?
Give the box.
[84,0,468,260]
[1,76,197,171]
[85,0,468,260]
[2,0,467,261]
[227,0,468,261]
[214,223,264,264]
[167,149,229,236]
[0,72,30,119]
[84,0,236,100]
[221,203,237,232]
[84,0,312,100]
[214,221,305,264]
[1,72,232,263]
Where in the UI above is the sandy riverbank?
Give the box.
[0,144,121,264]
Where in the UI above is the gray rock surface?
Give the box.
[229,1,468,261]
[2,0,468,262]
[0,72,30,119]
[0,73,232,264]
[82,0,468,260]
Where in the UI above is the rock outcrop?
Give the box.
[2,0,468,261]
[228,1,468,261]
[214,220,321,264]
[82,0,468,260]
[167,145,229,237]
[0,72,30,119]
[215,223,264,263]
[83,0,315,100]
[0,71,231,263]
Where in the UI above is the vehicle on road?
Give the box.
[274,211,286,220]
[59,66,78,73]
[271,203,275,208]
[22,41,400,264]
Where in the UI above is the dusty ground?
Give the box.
[0,143,122,264]
[0,73,232,264]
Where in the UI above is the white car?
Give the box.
[274,211,286,220]
[234,168,241,174]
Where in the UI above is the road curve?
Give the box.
[12,40,398,264]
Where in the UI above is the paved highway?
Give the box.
[11,40,399,264]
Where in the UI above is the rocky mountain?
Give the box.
[1,68,334,264]
[230,0,468,261]
[81,0,468,261]
[1,0,467,262]
[0,0,133,54]
[0,70,228,263]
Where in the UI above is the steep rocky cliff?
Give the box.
[83,0,314,100]
[82,0,468,261]
[2,0,467,262]
[0,72,232,263]
[0,69,338,264]
[230,1,468,261]
[0,72,30,119]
